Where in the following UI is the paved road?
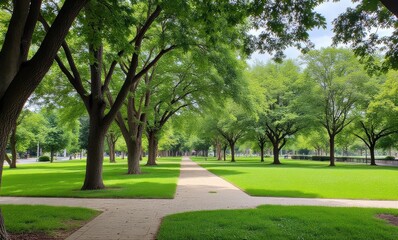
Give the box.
[0,157,397,240]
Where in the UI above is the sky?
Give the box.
[248,0,355,64]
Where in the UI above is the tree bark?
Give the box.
[329,135,335,166]
[369,145,376,166]
[260,144,265,162]
[223,145,227,161]
[0,208,8,240]
[272,142,281,164]
[147,130,158,166]
[81,118,106,190]
[9,126,17,168]
[0,135,7,240]
[4,154,11,167]
[126,139,141,174]
[50,150,54,163]
[106,135,116,163]
[230,141,235,162]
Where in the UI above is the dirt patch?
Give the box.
[377,214,398,226]
[9,232,61,240]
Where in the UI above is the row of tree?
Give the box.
[0,1,397,239]
[186,48,398,167]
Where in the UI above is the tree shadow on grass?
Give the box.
[1,181,178,199]
[2,161,181,198]
[246,189,321,198]
[198,160,398,172]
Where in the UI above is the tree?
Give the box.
[187,112,225,160]
[256,132,268,162]
[47,0,245,182]
[42,112,68,162]
[78,116,89,155]
[0,1,88,236]
[303,48,369,166]
[142,47,245,166]
[0,0,327,236]
[297,129,329,156]
[353,71,398,165]
[7,110,29,168]
[105,123,120,163]
[335,128,358,156]
[245,124,269,162]
[0,0,88,183]
[215,101,250,162]
[249,61,310,164]
[333,1,398,72]
[40,0,168,188]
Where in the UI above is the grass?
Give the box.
[192,157,398,200]
[157,205,398,240]
[1,157,181,198]
[1,204,99,236]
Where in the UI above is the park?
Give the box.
[0,0,398,239]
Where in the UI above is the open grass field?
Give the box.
[1,157,181,198]
[157,205,398,240]
[192,157,398,200]
[1,204,99,238]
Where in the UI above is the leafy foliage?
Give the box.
[333,1,398,73]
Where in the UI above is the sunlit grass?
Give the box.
[158,205,398,240]
[1,205,99,235]
[192,156,398,200]
[2,157,181,198]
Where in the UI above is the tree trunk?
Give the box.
[0,6,91,238]
[9,126,17,168]
[272,142,281,164]
[0,209,8,240]
[127,139,141,174]
[50,150,54,163]
[260,144,264,162]
[4,154,11,167]
[230,142,235,162]
[106,135,116,163]
[0,133,8,240]
[329,135,335,167]
[81,119,106,190]
[147,130,158,166]
[369,145,376,166]
[216,142,222,160]
[223,146,227,161]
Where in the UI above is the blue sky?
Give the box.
[248,0,354,64]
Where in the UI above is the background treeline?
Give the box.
[10,48,398,169]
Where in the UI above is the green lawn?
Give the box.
[192,157,398,200]
[158,205,398,240]
[1,157,181,198]
[1,204,98,237]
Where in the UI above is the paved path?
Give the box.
[1,157,398,239]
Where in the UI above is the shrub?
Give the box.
[311,156,329,161]
[291,155,311,160]
[385,156,396,160]
[38,156,50,162]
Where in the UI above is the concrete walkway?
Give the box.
[1,157,398,239]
